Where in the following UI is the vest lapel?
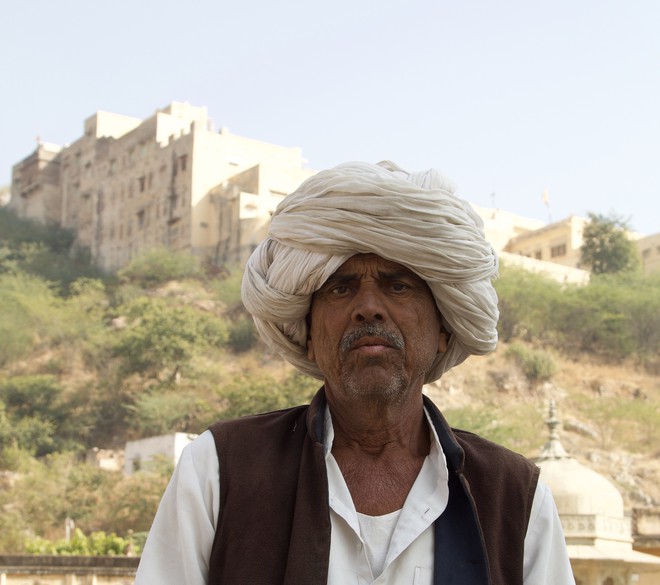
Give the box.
[282,390,331,584]
[424,396,492,585]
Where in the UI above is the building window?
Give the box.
[137,210,145,229]
[179,154,188,172]
[550,243,567,258]
[534,250,542,260]
[138,176,146,192]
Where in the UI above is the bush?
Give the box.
[118,248,203,288]
[0,271,62,364]
[112,297,228,381]
[228,315,257,353]
[495,265,564,343]
[211,265,244,309]
[505,343,557,383]
[25,528,139,556]
[218,371,318,420]
[496,264,660,366]
[0,207,75,254]
[130,390,211,436]
[553,272,660,361]
[0,375,79,456]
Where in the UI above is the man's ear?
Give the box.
[306,311,315,361]
[438,330,449,354]
[307,334,316,361]
[307,342,316,361]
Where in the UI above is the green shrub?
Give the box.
[0,376,81,456]
[228,315,257,352]
[505,343,557,383]
[495,264,564,342]
[118,248,203,288]
[553,272,660,360]
[112,297,228,380]
[218,371,318,420]
[0,271,62,364]
[211,266,244,308]
[130,390,211,436]
[496,265,660,366]
[25,528,139,556]
[0,207,75,254]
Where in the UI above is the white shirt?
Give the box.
[135,410,575,584]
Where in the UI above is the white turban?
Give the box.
[241,160,499,382]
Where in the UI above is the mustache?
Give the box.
[339,323,405,353]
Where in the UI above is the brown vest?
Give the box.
[208,389,539,585]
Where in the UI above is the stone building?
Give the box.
[503,214,660,276]
[124,432,197,475]
[637,233,660,274]
[8,103,658,278]
[504,215,589,269]
[9,102,314,271]
[469,206,591,284]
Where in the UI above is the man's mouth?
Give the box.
[352,336,392,352]
[340,325,404,355]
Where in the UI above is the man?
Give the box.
[135,161,575,584]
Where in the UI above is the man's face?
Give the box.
[307,254,447,405]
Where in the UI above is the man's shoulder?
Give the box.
[209,403,311,443]
[452,427,538,476]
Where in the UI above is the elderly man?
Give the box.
[135,161,575,584]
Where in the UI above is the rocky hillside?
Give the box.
[425,344,660,509]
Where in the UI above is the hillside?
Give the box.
[1,216,659,549]
[426,346,660,509]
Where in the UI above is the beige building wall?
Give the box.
[499,251,590,285]
[189,125,315,265]
[10,102,314,272]
[471,204,546,253]
[503,215,588,269]
[637,233,660,274]
[9,143,63,224]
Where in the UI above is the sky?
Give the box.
[2,0,659,235]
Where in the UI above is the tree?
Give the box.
[580,212,640,274]
[112,297,228,381]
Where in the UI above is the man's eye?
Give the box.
[390,282,409,292]
[331,284,350,295]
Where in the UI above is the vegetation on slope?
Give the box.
[0,208,658,553]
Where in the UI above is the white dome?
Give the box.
[535,400,624,519]
[538,457,624,518]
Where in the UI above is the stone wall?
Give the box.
[0,555,138,585]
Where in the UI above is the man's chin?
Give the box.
[340,369,408,404]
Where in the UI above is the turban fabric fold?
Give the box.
[241,160,499,383]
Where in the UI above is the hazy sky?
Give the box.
[2,0,659,235]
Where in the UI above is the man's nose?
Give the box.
[350,286,387,323]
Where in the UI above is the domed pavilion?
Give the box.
[535,401,660,585]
